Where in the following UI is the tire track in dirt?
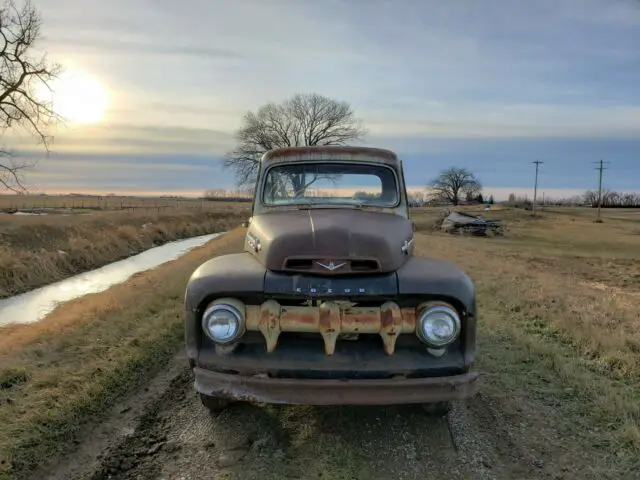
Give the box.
[40,353,545,480]
[88,368,465,479]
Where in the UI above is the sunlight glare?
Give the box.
[46,70,109,125]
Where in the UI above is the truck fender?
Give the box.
[184,252,266,365]
[396,256,477,365]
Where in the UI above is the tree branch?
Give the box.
[0,0,62,191]
[222,93,367,188]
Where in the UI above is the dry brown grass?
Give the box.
[0,202,250,298]
[0,228,246,480]
[0,194,250,212]
[411,205,640,451]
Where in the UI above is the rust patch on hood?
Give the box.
[246,209,413,274]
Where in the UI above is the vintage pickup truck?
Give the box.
[184,146,479,414]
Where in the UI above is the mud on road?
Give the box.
[41,352,575,480]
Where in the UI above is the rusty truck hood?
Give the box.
[245,208,413,274]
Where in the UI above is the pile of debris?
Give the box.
[440,211,504,236]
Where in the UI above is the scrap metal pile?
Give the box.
[440,211,504,236]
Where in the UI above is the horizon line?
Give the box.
[1,185,633,201]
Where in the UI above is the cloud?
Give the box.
[45,36,245,60]
[31,158,211,173]
[357,98,640,141]
[142,102,241,116]
[8,124,235,155]
[19,153,234,195]
[559,0,640,27]
[10,0,638,195]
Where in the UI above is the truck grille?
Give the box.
[282,257,381,275]
[243,299,417,355]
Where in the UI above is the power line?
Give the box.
[532,160,543,215]
[593,159,611,222]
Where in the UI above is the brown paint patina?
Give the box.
[184,145,479,407]
[247,208,414,274]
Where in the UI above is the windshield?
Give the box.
[261,162,400,207]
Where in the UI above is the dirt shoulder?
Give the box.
[0,204,249,298]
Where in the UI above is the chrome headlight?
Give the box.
[246,232,261,252]
[416,303,461,347]
[201,299,245,344]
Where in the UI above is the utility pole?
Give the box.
[532,160,543,215]
[594,159,610,222]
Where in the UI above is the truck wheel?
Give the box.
[200,394,231,413]
[421,401,450,416]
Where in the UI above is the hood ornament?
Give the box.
[315,260,346,271]
[401,237,414,255]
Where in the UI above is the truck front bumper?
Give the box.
[193,367,480,405]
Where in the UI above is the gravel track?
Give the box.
[41,353,544,480]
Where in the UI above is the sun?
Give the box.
[46,70,109,125]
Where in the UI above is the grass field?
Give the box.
[0,200,250,298]
[0,205,639,479]
[0,194,250,213]
[414,205,640,450]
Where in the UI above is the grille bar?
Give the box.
[244,300,417,355]
[281,257,381,274]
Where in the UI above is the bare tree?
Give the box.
[428,167,482,206]
[223,93,368,192]
[0,0,61,192]
[583,190,597,206]
[583,189,640,208]
[203,187,254,200]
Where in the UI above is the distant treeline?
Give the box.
[581,190,640,208]
[507,190,640,209]
[202,196,253,203]
[200,188,640,208]
[202,188,253,203]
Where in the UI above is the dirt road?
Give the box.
[42,351,537,480]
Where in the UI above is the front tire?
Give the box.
[421,401,450,416]
[200,393,231,413]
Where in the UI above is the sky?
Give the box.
[5,0,640,200]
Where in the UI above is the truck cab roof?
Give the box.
[261,146,400,167]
